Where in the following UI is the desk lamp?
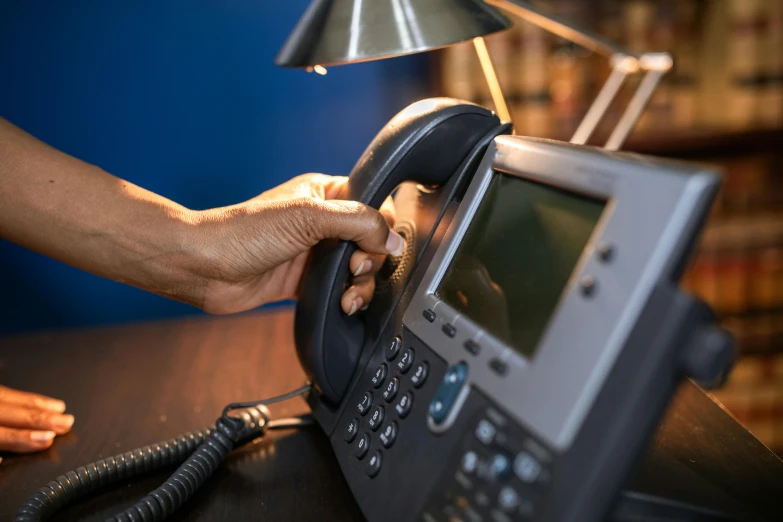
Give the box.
[275,0,673,151]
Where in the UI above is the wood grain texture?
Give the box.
[0,309,363,521]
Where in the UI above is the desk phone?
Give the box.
[14,98,735,522]
[295,98,733,522]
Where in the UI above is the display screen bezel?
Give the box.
[403,135,712,451]
[433,173,607,361]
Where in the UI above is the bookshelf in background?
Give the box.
[433,0,783,454]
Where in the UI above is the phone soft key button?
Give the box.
[489,358,508,376]
[396,348,415,374]
[442,323,457,337]
[464,339,481,356]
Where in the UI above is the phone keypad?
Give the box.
[343,335,430,480]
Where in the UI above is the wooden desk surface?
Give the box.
[1,309,782,521]
[0,309,363,521]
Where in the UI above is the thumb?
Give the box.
[293,198,404,256]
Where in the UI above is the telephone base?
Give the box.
[610,380,782,522]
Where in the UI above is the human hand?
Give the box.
[186,173,400,316]
[0,385,74,453]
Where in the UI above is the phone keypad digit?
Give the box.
[354,433,370,460]
[357,392,373,416]
[382,377,399,403]
[396,348,415,374]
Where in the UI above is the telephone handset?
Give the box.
[295,98,508,404]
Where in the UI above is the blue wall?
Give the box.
[0,0,431,334]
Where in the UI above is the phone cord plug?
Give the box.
[13,384,313,522]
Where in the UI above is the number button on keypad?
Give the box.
[357,392,373,416]
[365,451,383,478]
[379,421,398,448]
[367,405,385,431]
[371,364,387,389]
[382,377,399,403]
[354,433,370,459]
[385,336,401,361]
[410,362,429,388]
[395,392,413,418]
[396,348,414,374]
[344,418,359,443]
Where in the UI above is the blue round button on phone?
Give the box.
[428,362,468,425]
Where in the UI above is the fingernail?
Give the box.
[54,414,75,432]
[353,259,370,276]
[385,230,405,257]
[348,297,363,316]
[35,398,66,413]
[360,303,369,311]
[30,430,56,442]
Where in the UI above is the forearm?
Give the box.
[0,118,207,305]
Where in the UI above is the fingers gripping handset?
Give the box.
[295,98,503,404]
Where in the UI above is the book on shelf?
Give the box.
[761,0,783,127]
[710,351,783,452]
[437,0,783,139]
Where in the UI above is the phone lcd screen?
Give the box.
[435,173,606,359]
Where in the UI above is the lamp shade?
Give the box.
[275,0,511,68]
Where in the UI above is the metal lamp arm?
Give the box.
[483,0,673,150]
[485,0,631,58]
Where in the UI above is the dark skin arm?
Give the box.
[0,117,402,452]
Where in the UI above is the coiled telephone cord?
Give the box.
[14,385,313,522]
